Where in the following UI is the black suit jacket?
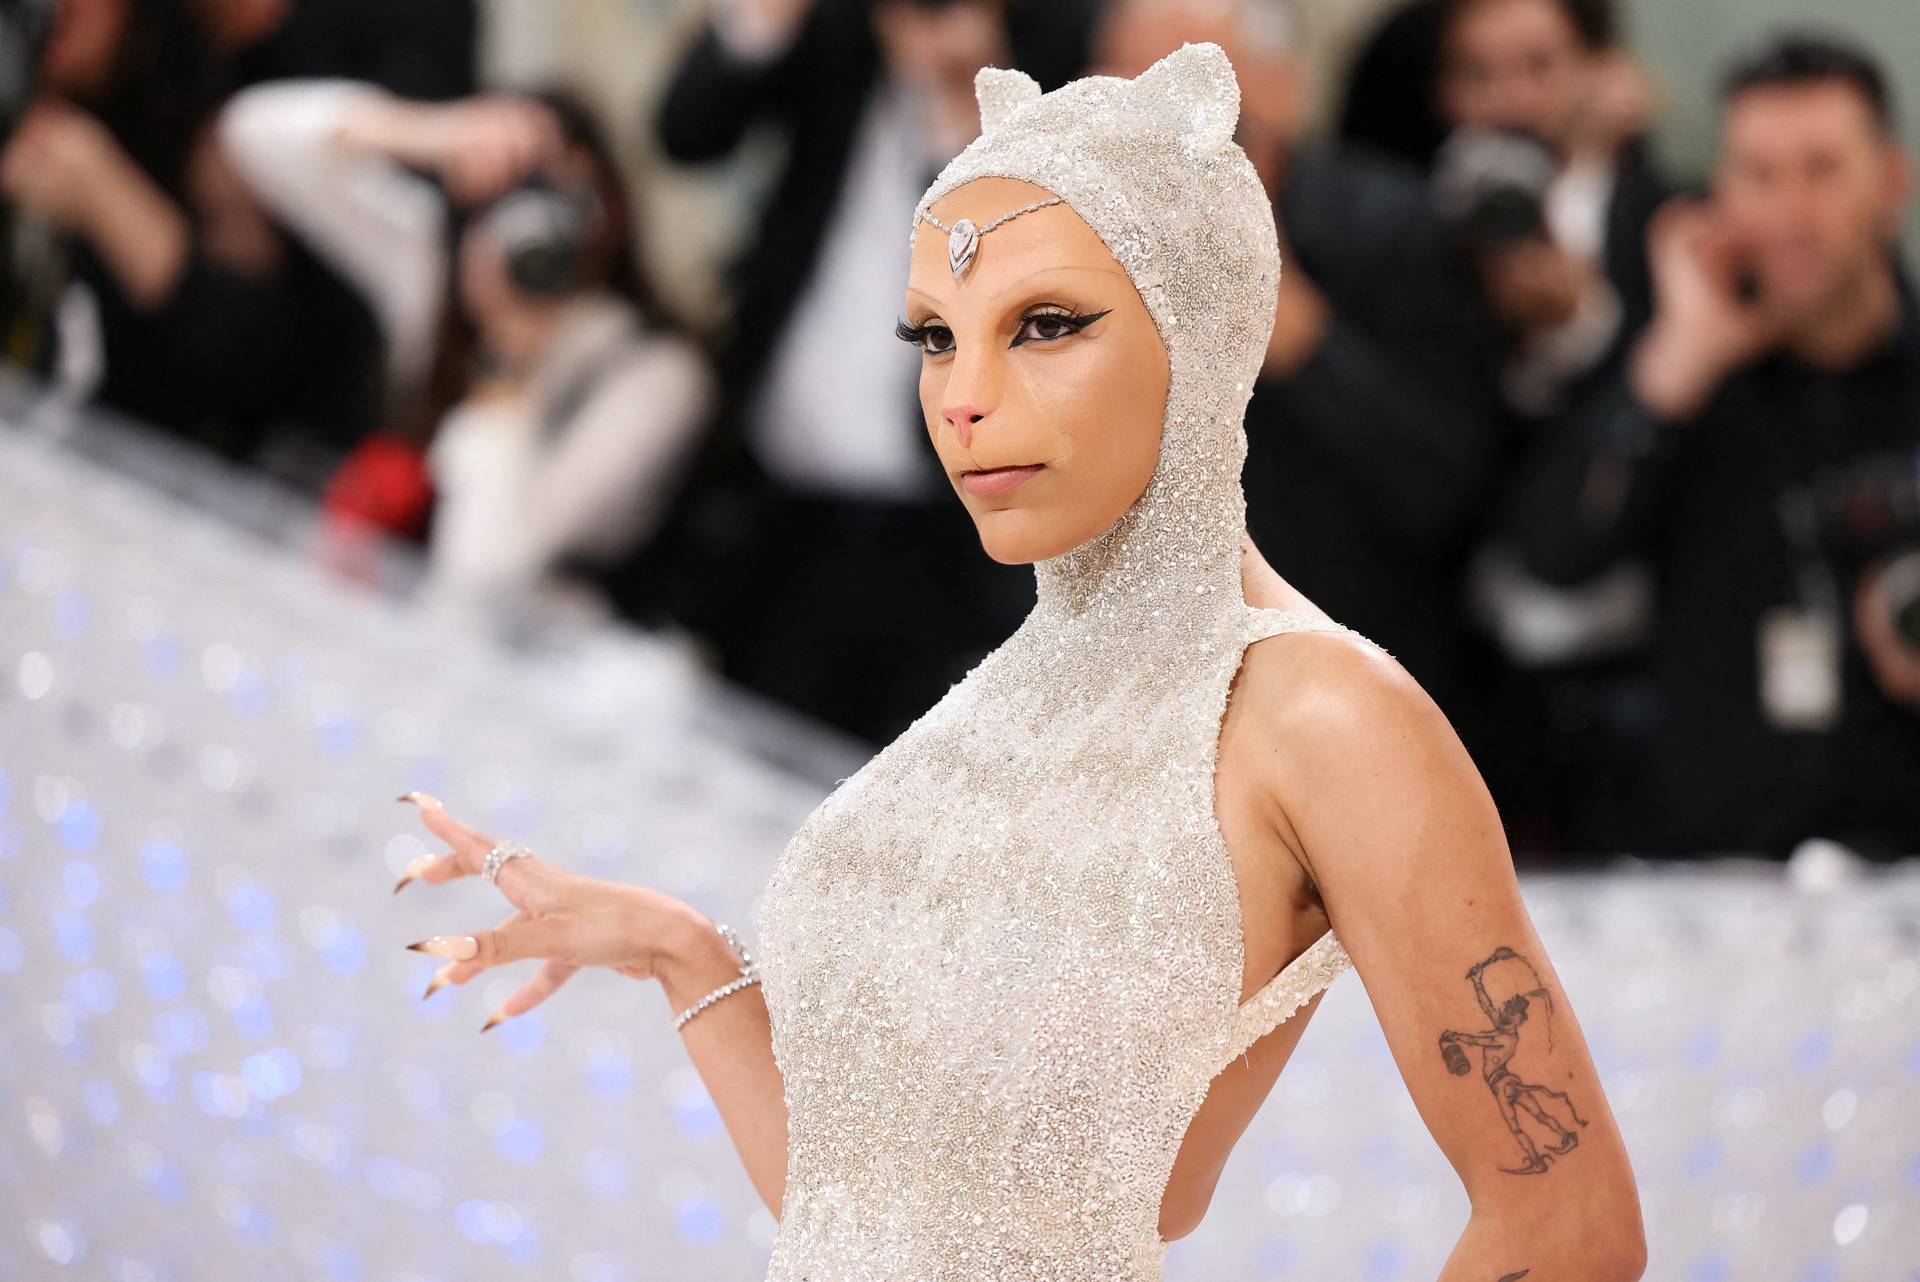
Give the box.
[1597,138,1673,351]
[1244,142,1505,721]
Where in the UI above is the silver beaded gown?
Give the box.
[753,42,1376,1280]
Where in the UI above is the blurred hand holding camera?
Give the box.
[1432,127,1601,340]
[1478,236,1590,334]
[335,92,566,207]
[1631,195,1785,421]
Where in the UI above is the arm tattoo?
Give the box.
[1437,946,1590,1175]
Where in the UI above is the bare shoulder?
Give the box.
[1235,532,1458,772]
[1241,625,1472,819]
[1234,613,1490,889]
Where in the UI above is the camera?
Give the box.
[1806,446,1920,651]
[470,178,600,297]
[1880,549,1920,650]
[1431,126,1557,254]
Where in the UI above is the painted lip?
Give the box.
[959,463,1044,496]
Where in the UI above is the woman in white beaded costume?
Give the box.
[393,41,1644,1281]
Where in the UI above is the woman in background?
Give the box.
[220,80,713,620]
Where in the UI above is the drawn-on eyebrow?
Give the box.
[905,265,1129,315]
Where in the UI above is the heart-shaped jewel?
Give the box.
[947,218,979,279]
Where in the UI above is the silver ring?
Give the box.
[483,840,535,885]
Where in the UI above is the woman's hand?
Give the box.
[393,791,710,1031]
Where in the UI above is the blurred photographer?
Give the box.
[220,81,713,620]
[1433,0,1666,415]
[0,0,383,477]
[1425,0,1683,851]
[639,0,1100,745]
[1098,0,1502,735]
[1507,33,1920,856]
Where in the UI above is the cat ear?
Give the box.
[1135,40,1239,154]
[975,65,1043,132]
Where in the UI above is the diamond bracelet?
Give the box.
[673,922,761,1031]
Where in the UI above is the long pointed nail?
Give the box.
[392,856,433,895]
[397,791,443,810]
[480,1004,508,1033]
[406,935,477,960]
[422,965,454,1001]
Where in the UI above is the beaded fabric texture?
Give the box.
[754,41,1376,1280]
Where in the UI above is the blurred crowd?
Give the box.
[3,0,1917,860]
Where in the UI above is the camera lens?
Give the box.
[476,184,593,296]
[1882,549,1920,649]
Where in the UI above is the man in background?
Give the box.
[1429,0,1680,849]
[1099,0,1504,750]
[1434,0,1666,411]
[633,0,1101,746]
[1507,33,1920,856]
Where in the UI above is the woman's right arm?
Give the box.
[654,905,790,1217]
[396,793,788,1218]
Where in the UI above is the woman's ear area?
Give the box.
[1132,40,1240,155]
[975,65,1043,132]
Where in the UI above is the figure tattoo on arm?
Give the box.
[1438,946,1589,1175]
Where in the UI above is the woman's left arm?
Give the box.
[1265,635,1646,1282]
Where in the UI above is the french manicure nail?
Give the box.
[422,965,454,1001]
[392,856,433,895]
[397,791,444,810]
[406,935,477,960]
[480,1005,508,1033]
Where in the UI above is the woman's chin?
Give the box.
[969,508,1090,566]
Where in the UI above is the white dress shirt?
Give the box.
[741,73,945,501]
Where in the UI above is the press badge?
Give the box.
[1757,606,1842,732]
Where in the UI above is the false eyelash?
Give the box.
[894,307,1114,350]
[1014,306,1112,341]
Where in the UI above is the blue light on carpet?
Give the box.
[53,912,92,961]
[496,1117,544,1164]
[674,1196,723,1245]
[1688,1251,1731,1282]
[141,633,181,680]
[63,860,101,908]
[1362,1238,1406,1281]
[56,800,100,852]
[1796,1141,1834,1185]
[140,840,188,892]
[1793,1031,1832,1072]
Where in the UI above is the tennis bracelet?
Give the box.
[673,921,761,1031]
